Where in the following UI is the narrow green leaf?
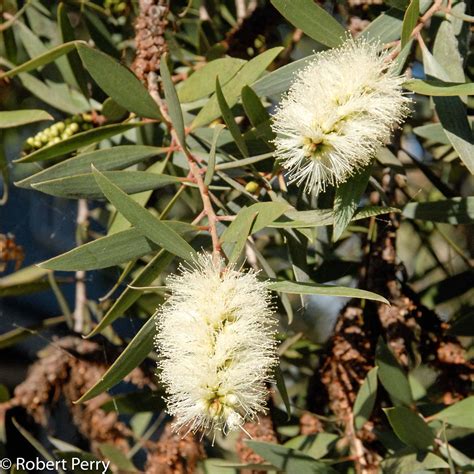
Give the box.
[161,54,186,148]
[16,69,89,114]
[227,212,258,264]
[92,167,196,261]
[85,250,173,337]
[401,0,419,47]
[0,110,53,128]
[404,79,474,96]
[102,98,128,122]
[83,8,118,58]
[421,45,474,173]
[221,202,290,244]
[177,58,246,103]
[0,41,83,78]
[284,434,339,460]
[216,78,248,157]
[433,96,474,173]
[58,3,89,98]
[242,85,275,143]
[15,123,143,163]
[274,364,292,418]
[433,397,474,429]
[192,48,282,128]
[333,165,372,242]
[433,17,465,84]
[16,145,166,188]
[268,280,389,304]
[32,170,180,199]
[215,152,274,170]
[40,224,195,271]
[353,367,378,430]
[0,316,66,350]
[384,407,434,449]
[360,8,404,43]
[252,54,317,97]
[76,44,162,120]
[375,338,413,406]
[382,449,449,472]
[413,123,452,144]
[270,207,398,229]
[245,441,337,473]
[98,444,137,472]
[204,125,225,185]
[270,0,345,48]
[75,316,156,403]
[402,197,474,224]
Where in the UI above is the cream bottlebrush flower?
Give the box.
[155,253,277,437]
[272,39,411,194]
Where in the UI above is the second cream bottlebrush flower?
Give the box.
[272,39,411,194]
[155,253,277,438]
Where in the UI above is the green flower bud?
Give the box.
[56,121,65,132]
[26,137,35,147]
[69,122,80,133]
[245,181,260,194]
[82,113,93,122]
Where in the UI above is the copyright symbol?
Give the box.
[0,458,11,470]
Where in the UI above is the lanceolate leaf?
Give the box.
[0,41,83,78]
[58,3,89,98]
[333,165,372,242]
[192,48,282,129]
[39,224,196,271]
[274,364,292,418]
[375,338,413,406]
[400,0,419,47]
[75,316,156,403]
[0,110,53,128]
[177,58,246,103]
[268,280,389,305]
[15,123,144,163]
[32,171,181,199]
[216,77,248,157]
[353,367,378,430]
[433,96,474,174]
[242,85,276,142]
[76,44,162,120]
[432,397,474,429]
[384,407,434,450]
[245,441,337,473]
[402,197,474,224]
[360,8,404,43]
[252,54,317,97]
[403,79,474,96]
[271,0,345,48]
[16,146,166,188]
[421,45,474,173]
[161,54,186,148]
[92,167,196,261]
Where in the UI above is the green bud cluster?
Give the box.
[104,0,129,17]
[23,113,94,152]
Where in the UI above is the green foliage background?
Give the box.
[0,0,473,472]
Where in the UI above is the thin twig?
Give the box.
[73,199,88,333]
